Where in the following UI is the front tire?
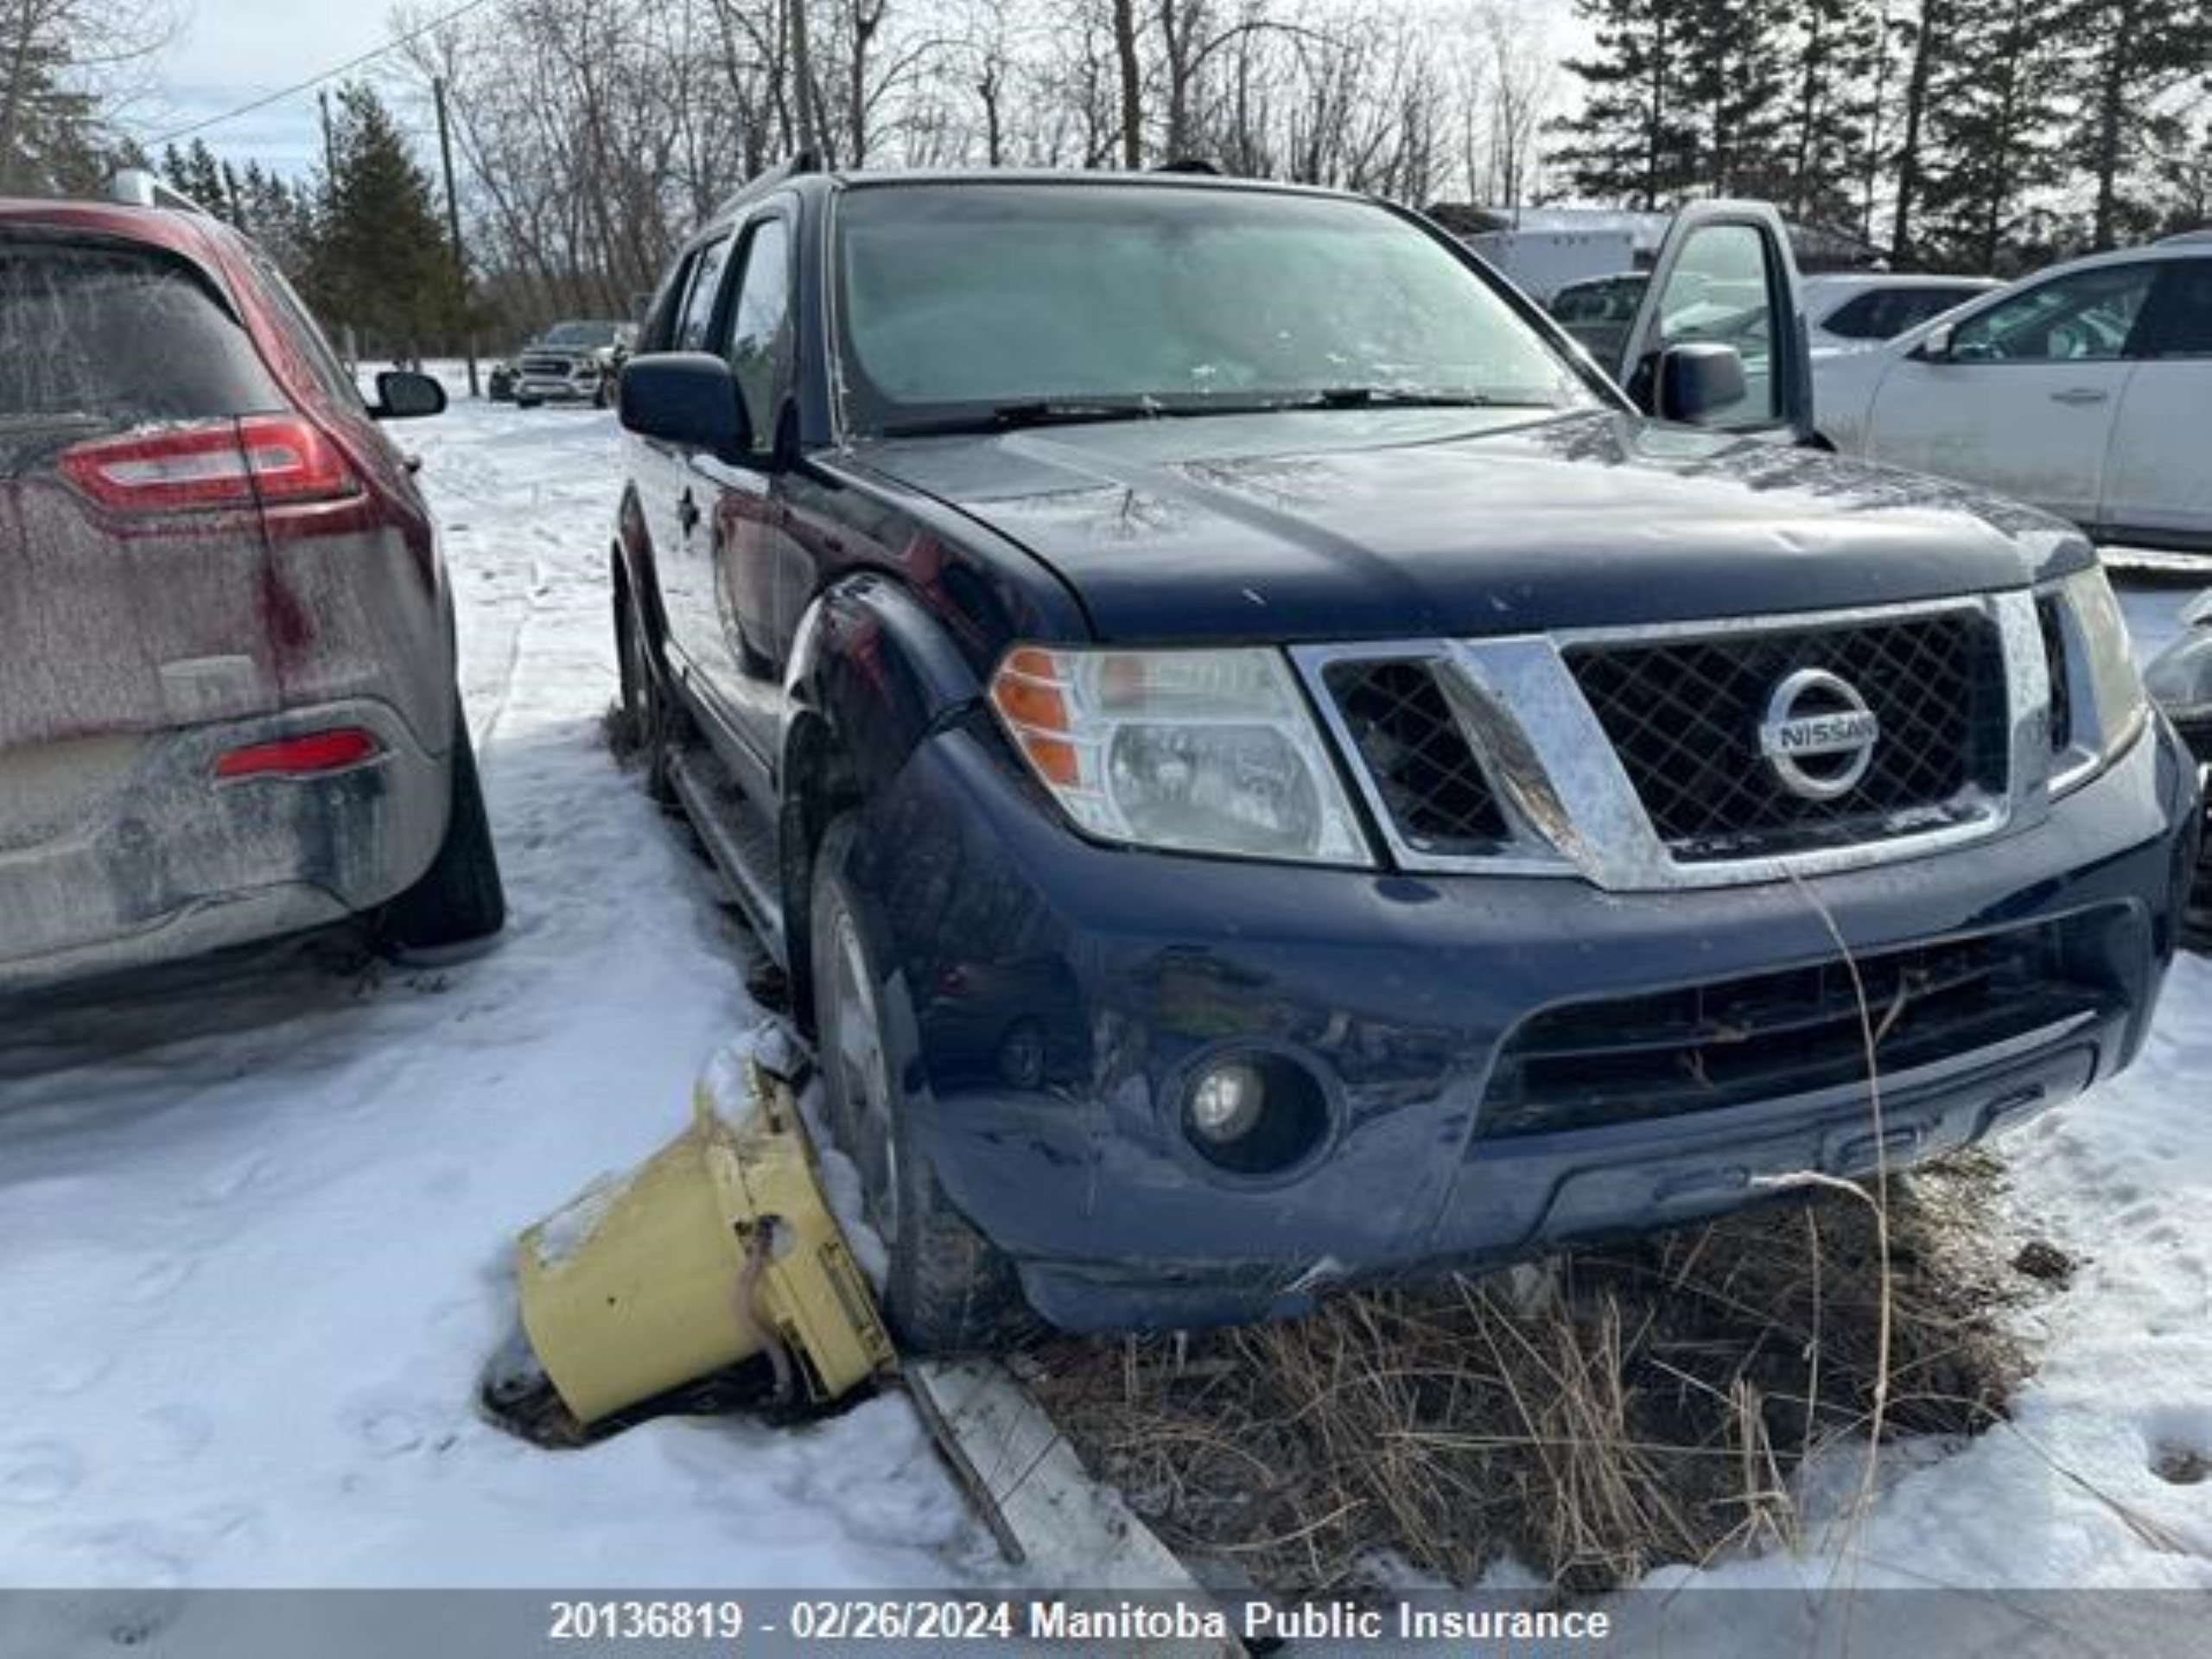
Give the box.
[810,815,1029,1353]
[378,713,507,954]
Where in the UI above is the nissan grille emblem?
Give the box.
[1758,668,1879,802]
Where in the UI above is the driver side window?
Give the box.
[1949,265,2155,363]
[719,217,793,459]
[1648,223,1778,423]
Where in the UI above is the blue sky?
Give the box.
[133,0,395,179]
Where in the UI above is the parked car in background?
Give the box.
[1802,273,1999,353]
[0,180,505,991]
[1815,234,2212,553]
[497,319,637,408]
[1547,270,1647,369]
[609,162,2195,1351]
[2145,590,2212,948]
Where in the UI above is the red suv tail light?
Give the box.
[58,416,361,513]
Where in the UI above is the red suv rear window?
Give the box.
[0,238,285,447]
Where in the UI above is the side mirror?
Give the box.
[618,353,752,460]
[1654,343,1748,423]
[1916,323,1956,362]
[372,370,447,421]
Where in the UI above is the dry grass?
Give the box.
[1027,1155,2039,1596]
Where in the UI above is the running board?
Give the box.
[665,743,785,953]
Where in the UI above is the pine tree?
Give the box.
[232,162,317,282]
[1913,0,2071,272]
[1554,0,1704,207]
[1675,0,1793,198]
[1779,0,1885,229]
[2059,0,2212,248]
[0,35,107,194]
[159,139,232,214]
[305,83,464,356]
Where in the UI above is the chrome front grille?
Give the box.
[1565,610,2009,861]
[1322,659,1508,856]
[1298,593,2051,893]
[518,353,577,377]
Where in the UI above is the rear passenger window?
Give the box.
[1821,291,1887,340]
[676,236,734,351]
[0,241,283,434]
[2145,262,2212,357]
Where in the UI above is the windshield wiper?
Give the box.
[879,400,1169,438]
[873,388,1559,440]
[1300,387,1557,410]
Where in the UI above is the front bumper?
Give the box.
[512,359,607,402]
[0,700,450,991]
[849,711,2199,1333]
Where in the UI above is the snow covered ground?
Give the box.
[1,385,2207,1599]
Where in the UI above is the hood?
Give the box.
[844,409,2088,643]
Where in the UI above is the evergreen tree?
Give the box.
[305,83,464,355]
[1555,0,1856,213]
[2152,116,2212,232]
[1675,0,1793,198]
[1554,0,1703,207]
[159,139,232,214]
[1780,0,1885,229]
[2058,0,2212,248]
[0,35,107,194]
[232,162,318,282]
[1912,0,2070,272]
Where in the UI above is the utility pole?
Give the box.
[432,77,480,398]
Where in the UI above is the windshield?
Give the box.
[831,182,1600,435]
[542,321,623,346]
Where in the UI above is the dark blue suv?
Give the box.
[611,162,2200,1350]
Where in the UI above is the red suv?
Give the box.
[0,181,502,990]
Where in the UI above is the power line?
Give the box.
[143,0,502,149]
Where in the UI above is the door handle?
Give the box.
[2049,387,2108,406]
[677,490,700,534]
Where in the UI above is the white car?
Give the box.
[1815,233,2212,553]
[1802,273,1999,353]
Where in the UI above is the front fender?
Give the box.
[783,572,984,791]
[778,573,988,1013]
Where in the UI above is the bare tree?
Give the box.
[0,0,175,193]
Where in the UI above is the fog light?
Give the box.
[1187,1062,1265,1142]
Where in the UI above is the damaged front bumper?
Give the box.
[846,712,2199,1334]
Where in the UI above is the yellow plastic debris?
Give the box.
[515,1065,895,1425]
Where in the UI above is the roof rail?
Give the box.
[109,168,207,214]
[2157,227,2212,245]
[709,149,823,224]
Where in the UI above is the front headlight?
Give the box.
[988,646,1372,866]
[2050,566,2149,791]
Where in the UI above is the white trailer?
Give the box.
[1463,228,1641,303]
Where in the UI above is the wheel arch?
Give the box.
[779,573,986,1031]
